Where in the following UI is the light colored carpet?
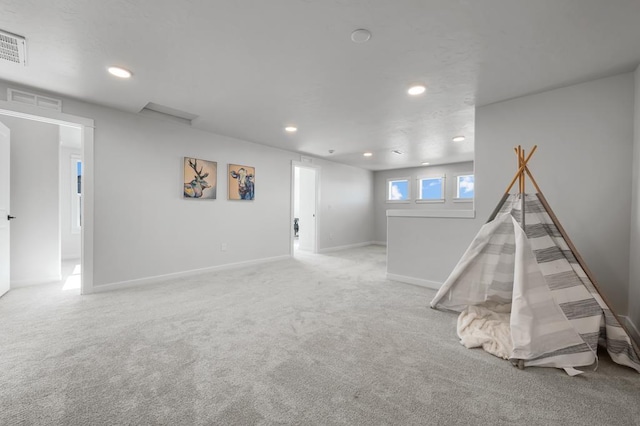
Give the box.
[1,245,639,425]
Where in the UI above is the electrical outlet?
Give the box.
[221,243,227,252]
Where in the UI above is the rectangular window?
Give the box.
[71,156,82,233]
[456,174,474,200]
[417,176,445,202]
[387,178,410,202]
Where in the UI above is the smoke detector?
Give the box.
[0,30,27,66]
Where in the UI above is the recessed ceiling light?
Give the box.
[363,152,373,157]
[422,162,430,166]
[107,66,132,79]
[285,126,298,133]
[351,29,372,43]
[408,85,426,96]
[452,135,465,142]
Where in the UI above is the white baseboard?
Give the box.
[318,241,375,254]
[371,241,387,246]
[620,315,640,345]
[11,275,62,288]
[91,254,291,294]
[386,273,442,290]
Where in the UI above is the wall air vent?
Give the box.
[139,102,198,125]
[0,29,27,65]
[7,89,62,111]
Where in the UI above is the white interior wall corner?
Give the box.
[629,65,640,331]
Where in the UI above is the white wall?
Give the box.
[629,65,640,335]
[477,73,634,314]
[2,116,61,285]
[373,161,474,243]
[314,159,374,251]
[388,73,635,315]
[0,80,374,289]
[60,145,81,260]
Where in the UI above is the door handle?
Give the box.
[7,215,15,220]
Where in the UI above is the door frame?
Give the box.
[290,160,321,255]
[0,100,95,295]
[0,121,10,297]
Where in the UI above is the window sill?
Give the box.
[416,199,445,204]
[386,209,475,219]
[386,200,411,204]
[453,198,473,203]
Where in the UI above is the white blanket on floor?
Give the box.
[457,304,513,360]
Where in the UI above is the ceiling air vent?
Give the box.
[0,29,27,65]
[140,102,198,125]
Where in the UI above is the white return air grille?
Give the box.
[0,30,26,65]
[7,89,62,112]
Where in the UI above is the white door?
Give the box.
[0,121,10,297]
[298,167,317,252]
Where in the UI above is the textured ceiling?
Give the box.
[0,1,639,170]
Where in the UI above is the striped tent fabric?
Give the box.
[430,194,640,373]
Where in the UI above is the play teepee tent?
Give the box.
[430,146,640,375]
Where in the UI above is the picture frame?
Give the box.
[228,164,255,200]
[183,157,217,199]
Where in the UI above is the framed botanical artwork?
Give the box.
[183,157,217,199]
[228,164,255,200]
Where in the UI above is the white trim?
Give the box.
[416,199,445,204]
[0,102,94,128]
[371,241,387,246]
[11,275,63,288]
[386,177,411,202]
[455,172,474,199]
[620,315,640,345]
[318,241,374,254]
[416,175,445,201]
[386,209,475,218]
[92,254,291,294]
[0,98,95,295]
[387,273,442,290]
[453,198,473,203]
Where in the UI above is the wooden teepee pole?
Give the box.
[517,146,523,194]
[488,145,538,223]
[504,145,537,195]
[520,148,526,229]
[521,148,526,194]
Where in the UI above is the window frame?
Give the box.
[416,175,446,203]
[386,177,411,203]
[71,155,82,234]
[454,173,474,202]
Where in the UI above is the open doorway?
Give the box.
[60,126,82,291]
[292,163,319,254]
[0,116,82,293]
[0,100,94,295]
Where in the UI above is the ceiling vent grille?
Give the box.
[0,30,27,65]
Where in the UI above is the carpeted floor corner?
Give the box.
[1,246,639,425]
